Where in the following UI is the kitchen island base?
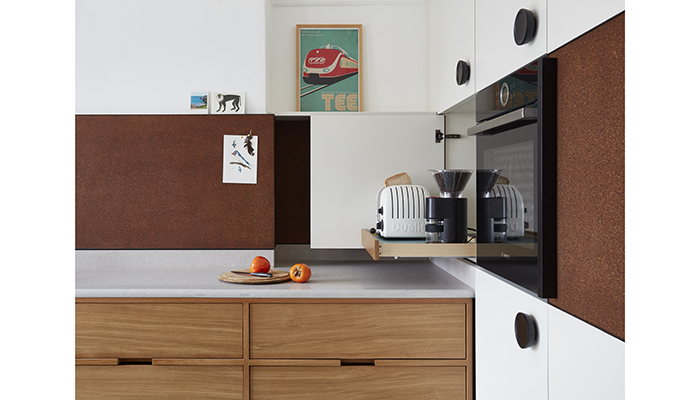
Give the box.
[76,297,473,400]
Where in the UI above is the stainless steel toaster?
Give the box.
[375,185,431,239]
[490,184,526,238]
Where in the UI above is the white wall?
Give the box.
[76,0,267,114]
[76,0,431,114]
[266,1,430,113]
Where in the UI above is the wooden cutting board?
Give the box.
[218,269,291,285]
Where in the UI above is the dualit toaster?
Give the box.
[375,185,431,239]
[490,184,526,239]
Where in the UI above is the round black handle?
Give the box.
[513,9,537,46]
[514,312,537,349]
[456,60,470,85]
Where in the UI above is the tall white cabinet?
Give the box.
[475,268,549,400]
[475,0,547,91]
[548,306,625,400]
[547,0,625,52]
[476,267,625,400]
[429,0,476,114]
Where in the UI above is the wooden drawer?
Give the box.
[76,365,242,400]
[250,303,466,359]
[76,302,243,358]
[250,366,466,400]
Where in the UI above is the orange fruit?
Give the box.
[289,263,311,283]
[250,256,271,273]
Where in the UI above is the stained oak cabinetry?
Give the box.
[250,303,466,359]
[249,301,473,400]
[75,301,244,400]
[76,298,473,400]
[76,302,243,359]
[251,366,466,400]
[76,365,243,399]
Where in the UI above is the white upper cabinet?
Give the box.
[310,113,445,249]
[548,306,625,400]
[475,268,549,400]
[547,0,625,52]
[475,0,547,92]
[429,0,476,114]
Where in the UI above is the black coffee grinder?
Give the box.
[425,169,473,243]
[476,169,507,243]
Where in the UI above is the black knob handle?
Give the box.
[513,9,537,46]
[456,60,470,85]
[514,312,537,349]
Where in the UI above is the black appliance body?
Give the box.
[467,57,557,298]
[425,197,469,243]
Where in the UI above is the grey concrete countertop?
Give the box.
[76,260,474,298]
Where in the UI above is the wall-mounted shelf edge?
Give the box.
[361,229,476,260]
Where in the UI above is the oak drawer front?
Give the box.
[251,366,465,400]
[76,303,243,358]
[250,303,466,359]
[76,365,242,400]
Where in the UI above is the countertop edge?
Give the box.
[75,289,475,299]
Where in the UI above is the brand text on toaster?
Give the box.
[392,222,426,232]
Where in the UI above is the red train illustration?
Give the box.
[302,44,359,85]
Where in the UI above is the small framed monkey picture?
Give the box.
[212,92,246,114]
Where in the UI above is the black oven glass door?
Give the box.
[469,57,557,298]
[477,123,540,293]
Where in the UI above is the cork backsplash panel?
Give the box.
[549,13,625,339]
[76,115,275,249]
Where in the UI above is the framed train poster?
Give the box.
[297,24,362,112]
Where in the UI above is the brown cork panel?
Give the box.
[549,13,625,339]
[274,119,311,244]
[76,115,275,249]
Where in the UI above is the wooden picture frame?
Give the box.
[296,24,362,112]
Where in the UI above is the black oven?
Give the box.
[467,56,557,298]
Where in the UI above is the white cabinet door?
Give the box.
[429,0,476,114]
[475,268,548,400]
[475,0,547,92]
[548,306,625,400]
[310,113,444,248]
[548,0,624,52]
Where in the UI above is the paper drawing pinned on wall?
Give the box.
[213,92,246,114]
[223,134,257,184]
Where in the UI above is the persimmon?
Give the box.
[289,263,311,283]
[250,256,271,273]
